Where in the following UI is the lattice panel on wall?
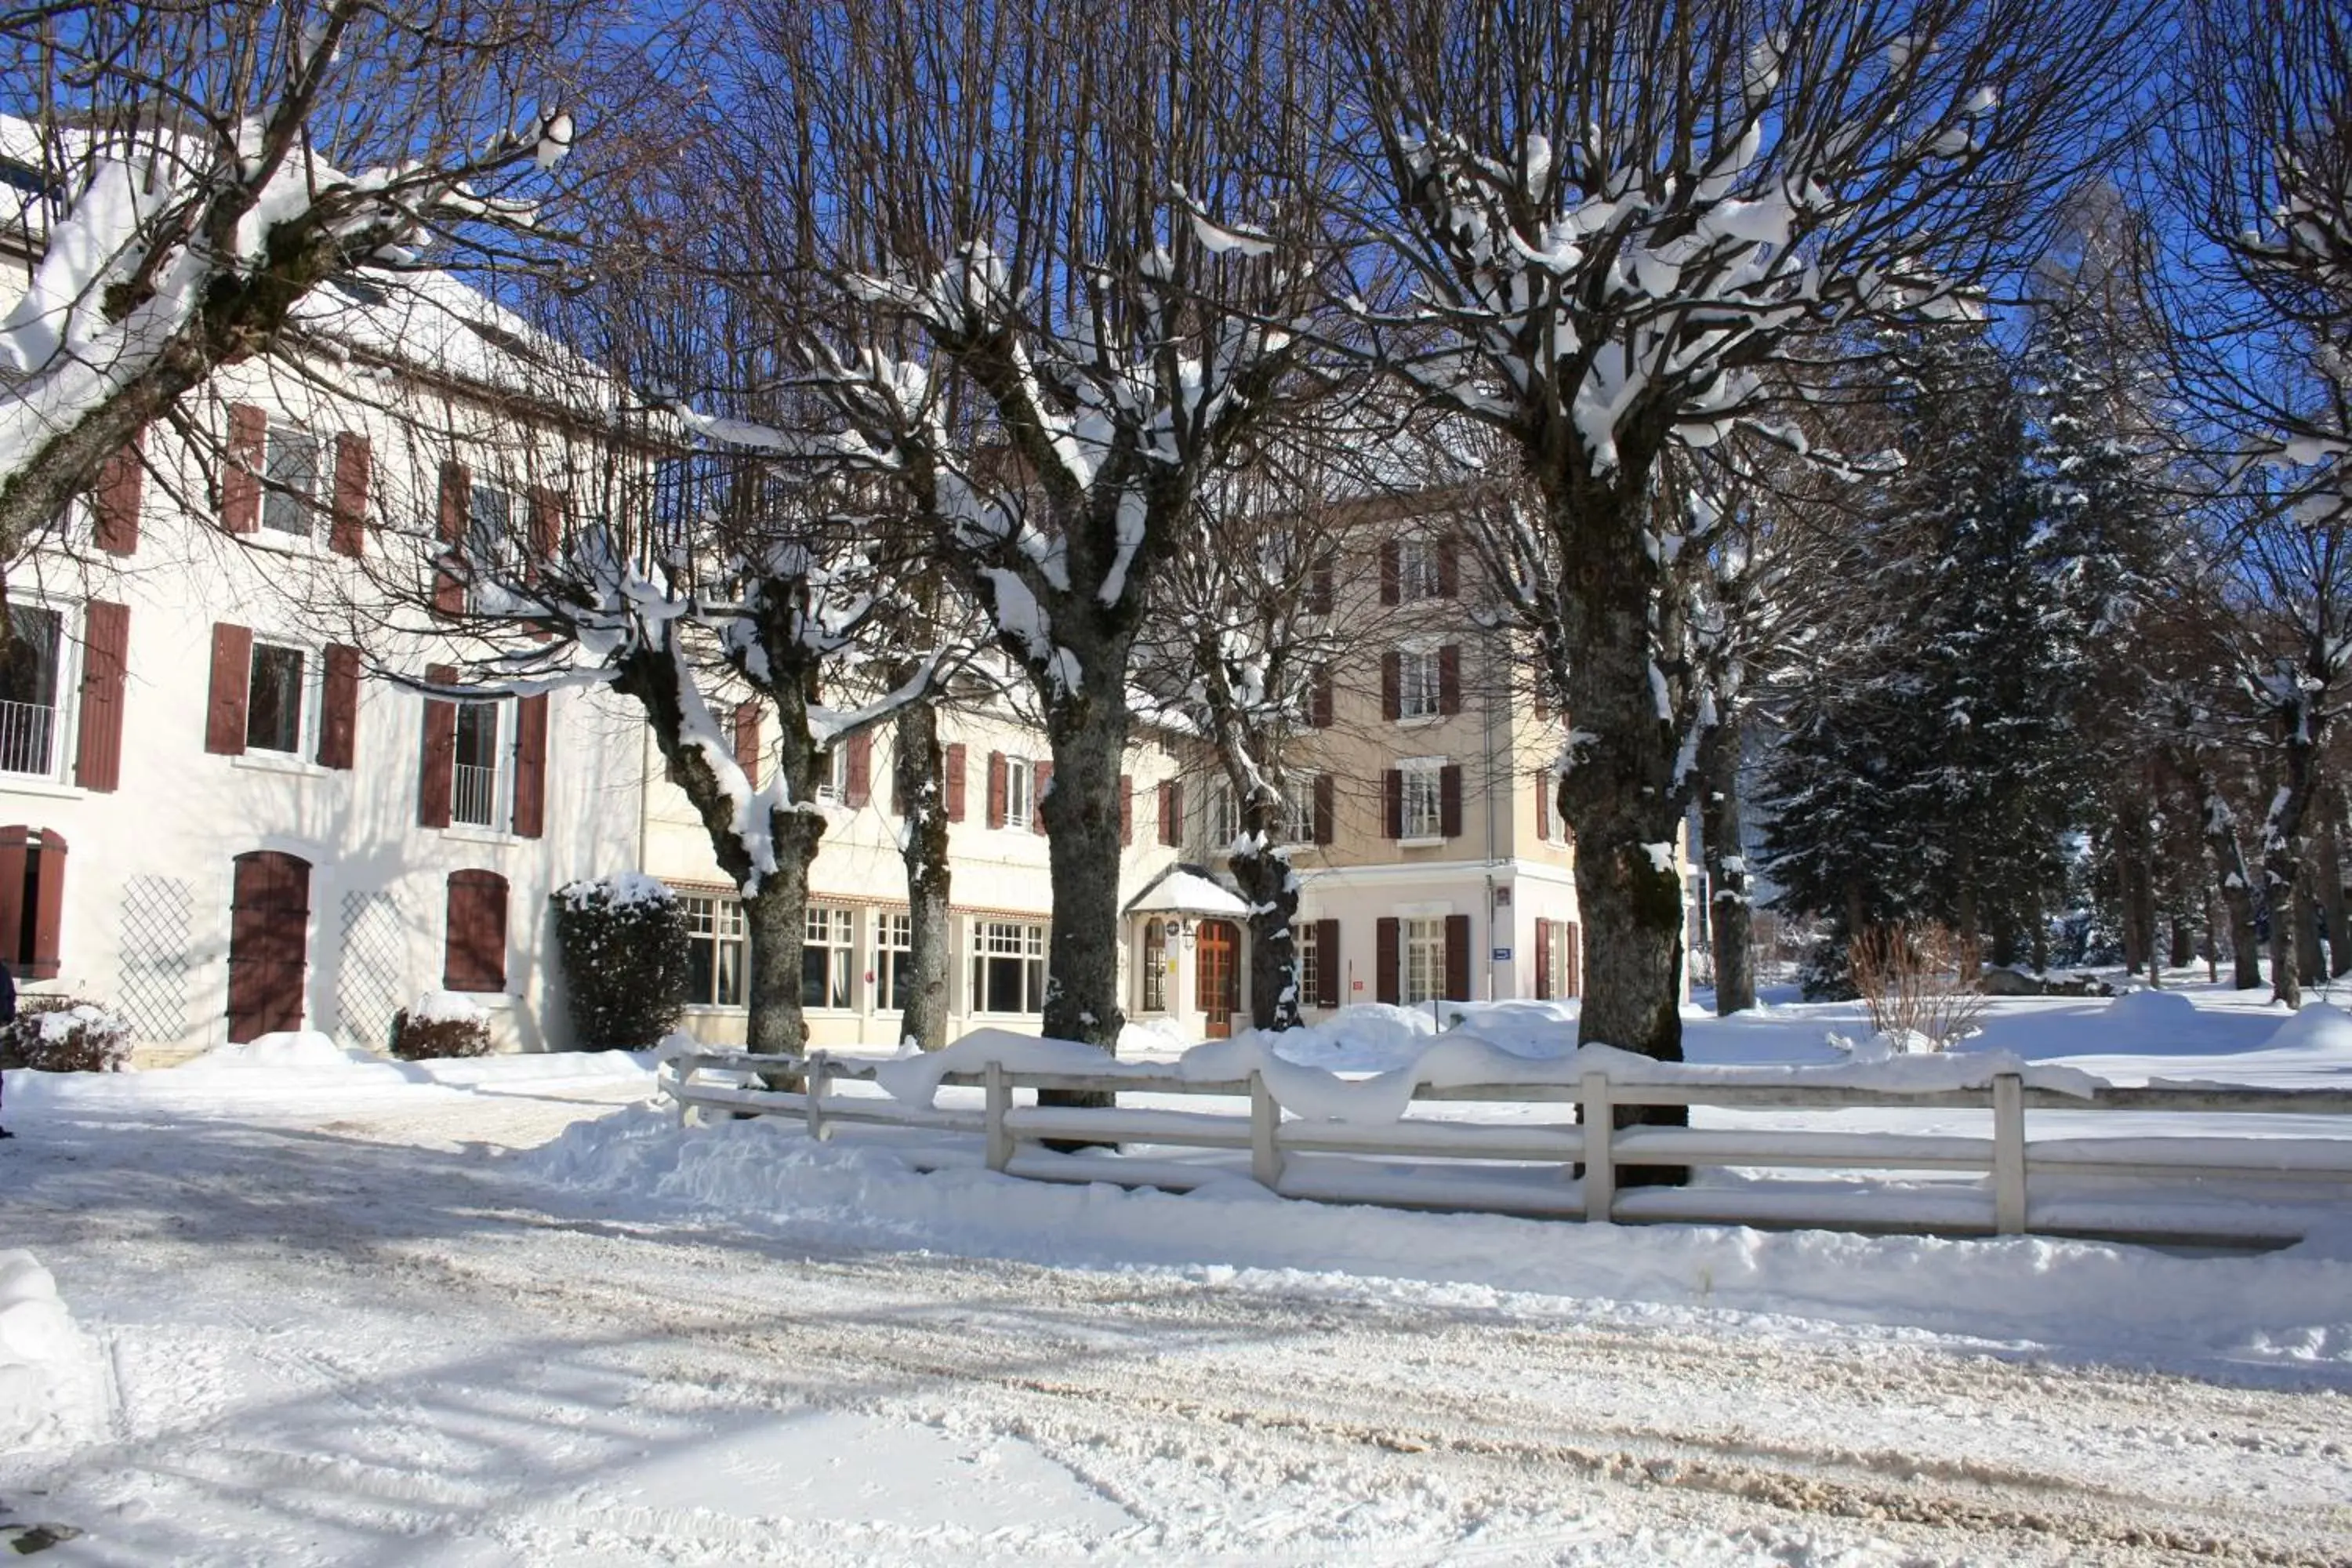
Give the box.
[118,875,194,1044]
[338,891,406,1051]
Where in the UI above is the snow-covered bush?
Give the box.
[390,991,493,1061]
[553,873,690,1050]
[0,998,132,1073]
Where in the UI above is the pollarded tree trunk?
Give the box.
[892,695,953,1051]
[1697,713,1755,1014]
[1037,644,1135,1115]
[1231,826,1302,1033]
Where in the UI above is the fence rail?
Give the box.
[659,1048,2352,1250]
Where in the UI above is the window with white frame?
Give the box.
[1140,919,1169,1013]
[1278,774,1319,844]
[970,919,1046,1014]
[1004,757,1034,828]
[1397,646,1443,720]
[1400,759,1445,840]
[1397,533,1446,601]
[466,482,514,610]
[1403,916,1446,1004]
[803,905,855,1010]
[1207,782,1238,850]
[261,426,321,537]
[876,910,913,1011]
[245,642,310,754]
[1541,768,1570,843]
[1298,925,1321,1007]
[816,745,850,804]
[681,896,746,1007]
[451,699,504,827]
[0,604,62,776]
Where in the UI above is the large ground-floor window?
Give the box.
[877,910,913,1011]
[971,920,1046,1014]
[681,896,746,1007]
[804,906,855,1010]
[1403,916,1446,1005]
[1139,919,1170,1013]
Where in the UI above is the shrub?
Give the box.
[390,991,495,1060]
[1849,923,1986,1051]
[0,997,134,1073]
[552,873,691,1049]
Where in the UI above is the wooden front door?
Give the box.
[227,851,311,1042]
[1196,919,1241,1039]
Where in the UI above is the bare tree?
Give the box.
[0,0,599,566]
[1330,0,2155,1103]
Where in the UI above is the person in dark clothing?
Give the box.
[0,963,15,1138]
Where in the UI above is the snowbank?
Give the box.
[0,1252,102,1452]
[524,1107,2352,1375]
[4,1044,656,1119]
[2263,1003,2352,1054]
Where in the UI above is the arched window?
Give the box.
[1141,919,1168,1013]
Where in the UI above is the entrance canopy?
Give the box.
[1123,867,1250,920]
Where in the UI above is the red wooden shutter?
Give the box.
[1562,921,1581,996]
[1119,774,1132,845]
[443,870,509,991]
[1159,779,1184,847]
[528,485,561,564]
[434,460,470,615]
[1378,538,1399,605]
[1440,764,1463,838]
[732,701,760,787]
[221,404,265,533]
[1312,774,1335,845]
[74,601,129,792]
[1534,919,1553,1000]
[417,664,457,828]
[330,433,371,557]
[512,694,549,838]
[205,622,252,755]
[318,644,360,770]
[1444,913,1471,1000]
[1375,916,1400,1005]
[986,751,1007,829]
[1031,760,1052,834]
[846,731,873,807]
[93,438,143,555]
[1535,769,1552,840]
[27,829,65,980]
[1315,919,1341,1008]
[1307,561,1334,615]
[1381,652,1400,721]
[1310,666,1334,729]
[1382,769,1403,839]
[945,742,967,822]
[1439,644,1461,716]
[1437,532,1461,597]
[0,829,25,975]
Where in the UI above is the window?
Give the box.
[817,745,849,805]
[443,870,508,993]
[971,920,1045,1014]
[1403,916,1446,1005]
[1397,647,1443,720]
[245,644,307,753]
[452,701,503,826]
[1401,760,1445,840]
[1207,782,1238,850]
[1141,919,1169,1013]
[681,896,746,1007]
[877,911,913,1010]
[1279,775,1319,845]
[1397,535,1446,601]
[1005,757,1034,828]
[466,483,514,612]
[1298,925,1321,1010]
[261,426,320,537]
[0,605,60,775]
[0,826,67,981]
[803,905,854,1010]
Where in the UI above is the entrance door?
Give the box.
[227,851,311,1042]
[1196,918,1240,1039]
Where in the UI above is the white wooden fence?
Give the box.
[659,1049,2352,1250]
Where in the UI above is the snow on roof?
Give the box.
[1124,868,1250,919]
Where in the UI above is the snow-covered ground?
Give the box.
[2,989,2350,1564]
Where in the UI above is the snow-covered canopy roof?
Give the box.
[1123,867,1250,919]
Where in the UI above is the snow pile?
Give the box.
[525,1107,2352,1374]
[406,989,489,1026]
[2263,1003,2352,1054]
[0,1252,102,1453]
[182,1030,379,1071]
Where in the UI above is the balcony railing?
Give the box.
[0,700,55,775]
[452,763,500,826]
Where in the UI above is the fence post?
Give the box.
[1250,1072,1283,1190]
[1992,1072,2027,1235]
[985,1062,1014,1172]
[1581,1071,1615,1222]
[805,1054,830,1143]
